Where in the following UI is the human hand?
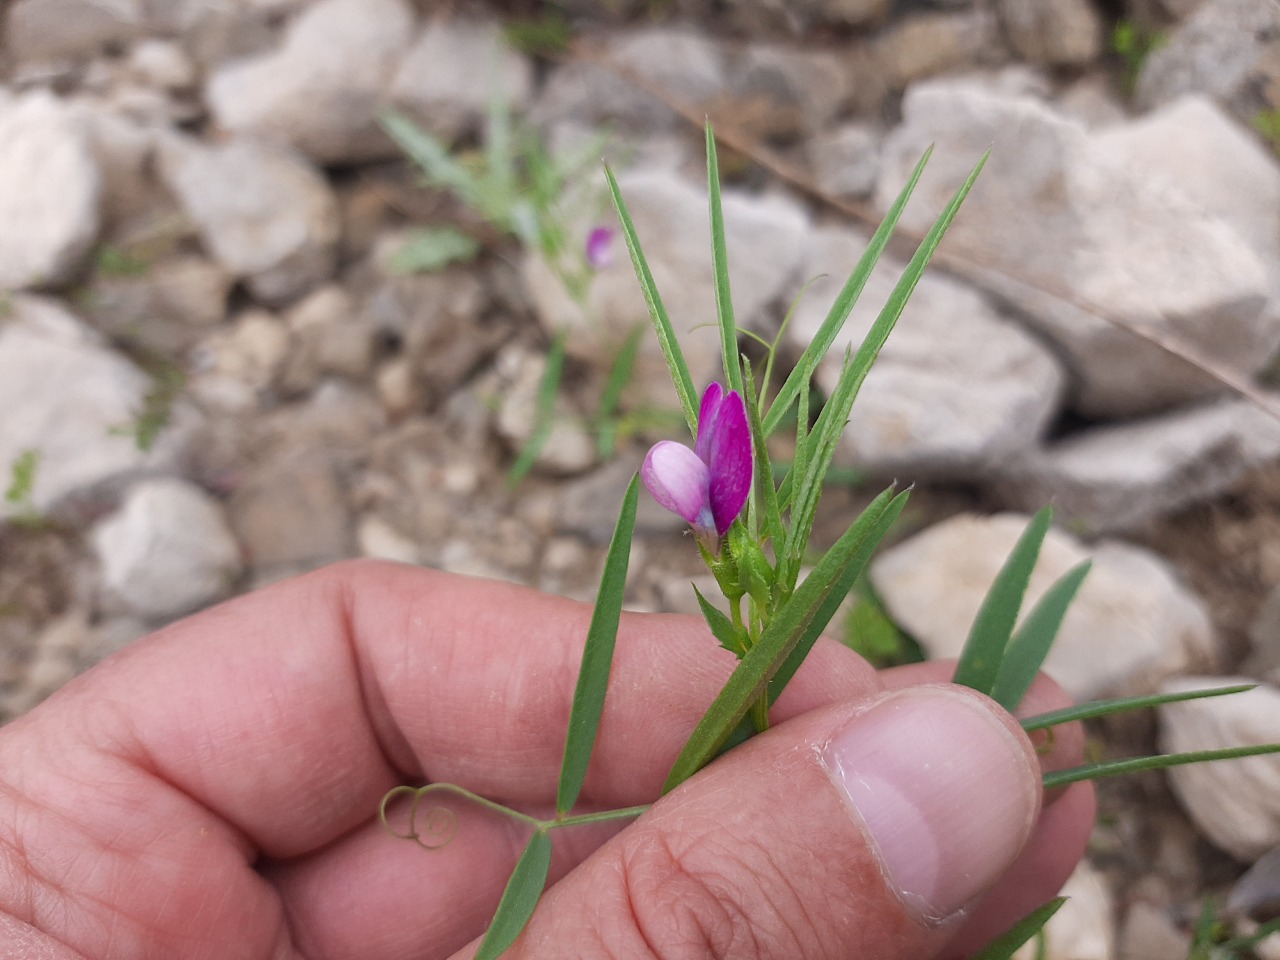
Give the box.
[0,560,1093,959]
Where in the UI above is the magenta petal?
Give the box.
[642,441,712,527]
[585,226,615,269]
[694,382,725,463]
[707,390,753,535]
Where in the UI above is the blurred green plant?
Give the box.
[503,7,573,57]
[1185,897,1280,960]
[1252,109,1280,156]
[111,357,185,453]
[1112,19,1166,95]
[4,449,46,529]
[382,88,655,481]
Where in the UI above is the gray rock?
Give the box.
[1159,677,1280,861]
[278,285,372,394]
[873,10,1005,89]
[0,296,180,519]
[876,80,1271,418]
[158,135,340,304]
[493,345,596,477]
[0,91,102,290]
[389,19,533,144]
[870,513,1215,700]
[1136,0,1280,124]
[789,225,1065,477]
[126,38,198,92]
[1092,95,1280,296]
[205,0,415,164]
[523,167,809,406]
[83,254,233,356]
[1015,861,1114,960]
[227,450,352,573]
[808,122,881,199]
[994,0,1104,67]
[726,44,851,141]
[91,477,242,620]
[1119,902,1192,960]
[1228,845,1280,920]
[1001,398,1280,534]
[532,28,727,130]
[729,0,891,30]
[188,309,290,412]
[555,455,686,544]
[5,0,143,63]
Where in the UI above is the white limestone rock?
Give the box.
[1013,861,1114,959]
[1160,678,1280,861]
[994,0,1104,67]
[875,80,1271,418]
[92,478,242,621]
[205,0,415,164]
[870,513,1214,700]
[531,28,727,130]
[1136,0,1280,124]
[158,135,340,304]
[5,0,143,64]
[1001,398,1280,533]
[389,19,533,144]
[789,225,1065,477]
[0,297,180,519]
[0,91,101,290]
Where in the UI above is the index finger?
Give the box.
[6,559,878,859]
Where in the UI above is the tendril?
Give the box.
[380,781,651,851]
[379,784,460,850]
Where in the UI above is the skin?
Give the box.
[0,560,1094,959]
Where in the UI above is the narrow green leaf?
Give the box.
[605,164,699,435]
[989,561,1091,712]
[387,227,481,274]
[779,153,988,591]
[705,123,743,398]
[971,898,1067,960]
[557,475,639,815]
[693,584,744,655]
[664,486,904,793]
[762,146,933,437]
[474,830,553,960]
[1021,684,1258,733]
[740,357,785,549]
[1043,743,1280,790]
[953,505,1054,695]
[380,111,478,203]
[508,332,568,485]
[596,325,644,459]
[768,488,909,703]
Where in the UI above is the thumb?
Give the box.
[498,685,1042,960]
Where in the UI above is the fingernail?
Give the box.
[823,687,1039,922]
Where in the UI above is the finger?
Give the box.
[880,660,1095,956]
[7,561,876,860]
[492,685,1042,960]
[0,562,880,958]
[937,780,1096,960]
[879,660,1087,786]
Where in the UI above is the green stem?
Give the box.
[382,783,651,844]
[552,804,650,829]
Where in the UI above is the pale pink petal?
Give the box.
[641,441,712,527]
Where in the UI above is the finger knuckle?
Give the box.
[614,825,804,960]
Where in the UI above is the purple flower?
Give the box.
[585,225,615,270]
[642,382,753,537]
